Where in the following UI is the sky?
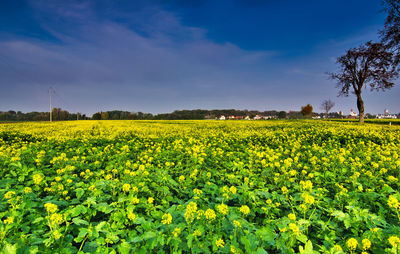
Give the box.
[0,0,399,115]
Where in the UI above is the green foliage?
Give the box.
[0,120,399,253]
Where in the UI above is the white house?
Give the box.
[350,109,358,117]
[377,109,397,119]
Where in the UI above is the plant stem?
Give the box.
[79,234,89,252]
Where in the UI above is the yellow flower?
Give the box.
[388,196,400,209]
[127,211,136,222]
[362,239,371,250]
[33,174,44,185]
[193,230,202,237]
[205,209,216,221]
[217,203,229,215]
[179,175,185,182]
[53,230,62,239]
[44,203,58,213]
[300,180,313,190]
[233,220,241,228]
[266,199,272,205]
[347,238,358,250]
[288,223,300,236]
[196,209,204,220]
[122,183,131,193]
[193,188,203,196]
[371,227,379,233]
[4,217,14,224]
[50,213,63,225]
[4,191,15,199]
[132,197,140,204]
[239,205,250,216]
[288,213,296,220]
[301,193,315,205]
[24,187,32,194]
[148,197,154,204]
[389,236,400,247]
[281,186,288,194]
[185,201,198,223]
[172,227,181,237]
[216,238,225,248]
[161,213,172,224]
[229,186,237,194]
[333,245,342,251]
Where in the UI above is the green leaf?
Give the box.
[28,246,39,254]
[256,247,268,254]
[142,231,157,240]
[137,246,147,254]
[296,234,308,244]
[70,205,88,217]
[75,188,84,199]
[343,217,352,229]
[187,234,194,249]
[72,218,89,226]
[95,202,114,214]
[299,240,318,254]
[32,217,44,224]
[331,210,346,221]
[95,221,107,232]
[257,226,276,245]
[132,236,142,243]
[2,243,17,254]
[74,228,92,243]
[118,242,132,254]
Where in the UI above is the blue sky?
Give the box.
[0,0,399,115]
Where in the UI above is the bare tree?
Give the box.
[381,0,400,65]
[320,100,335,119]
[328,41,398,123]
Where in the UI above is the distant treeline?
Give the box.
[0,108,352,122]
[90,109,346,120]
[0,108,88,122]
[93,109,287,120]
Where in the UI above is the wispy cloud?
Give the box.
[0,0,281,113]
[0,0,397,114]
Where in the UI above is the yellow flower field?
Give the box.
[0,120,399,253]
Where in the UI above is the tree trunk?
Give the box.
[356,93,365,123]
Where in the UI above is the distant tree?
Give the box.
[277,111,287,119]
[301,104,313,118]
[328,41,399,123]
[101,112,109,120]
[381,0,400,65]
[92,113,101,120]
[320,99,335,119]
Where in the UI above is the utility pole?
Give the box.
[49,87,53,122]
[77,112,79,120]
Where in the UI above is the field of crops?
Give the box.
[0,120,400,253]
